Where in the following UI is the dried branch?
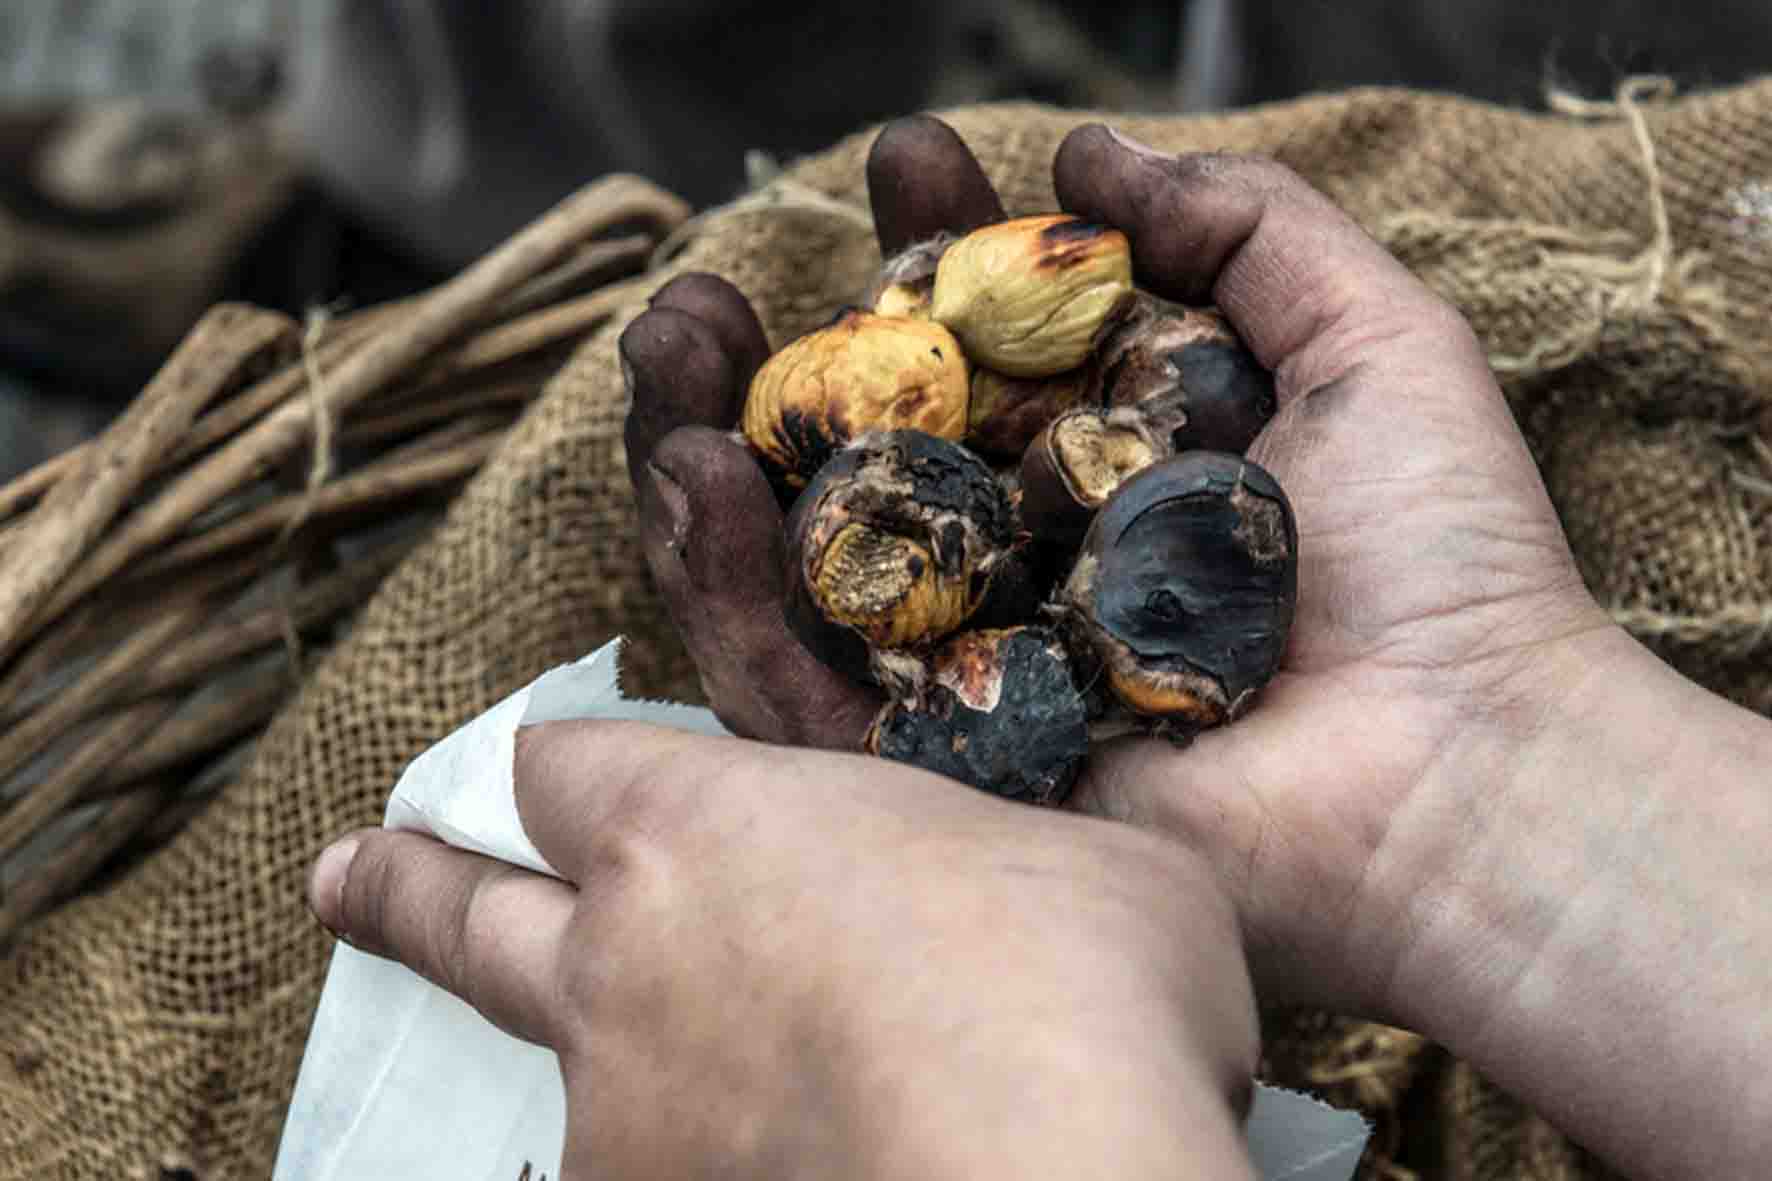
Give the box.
[0,306,296,666]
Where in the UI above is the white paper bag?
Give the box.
[274,639,1368,1180]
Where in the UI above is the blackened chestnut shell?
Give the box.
[1100,302,1276,456]
[1066,453,1296,723]
[869,626,1088,805]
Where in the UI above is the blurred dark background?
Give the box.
[2,0,1769,481]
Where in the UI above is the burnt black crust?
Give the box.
[967,543,1053,630]
[883,431,1015,540]
[822,432,1015,568]
[1083,454,1296,704]
[774,405,844,488]
[872,628,1087,804]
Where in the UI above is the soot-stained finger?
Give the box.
[649,272,772,390]
[866,115,1006,257]
[620,306,742,482]
[1052,125,1462,382]
[639,425,884,750]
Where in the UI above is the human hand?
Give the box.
[308,720,1261,1179]
[623,117,1772,1179]
[619,116,1606,1014]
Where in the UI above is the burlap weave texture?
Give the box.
[3,80,1770,1178]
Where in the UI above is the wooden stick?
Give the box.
[0,213,666,526]
[405,277,649,393]
[165,312,381,467]
[0,602,202,790]
[122,542,412,703]
[0,306,297,668]
[0,449,81,523]
[0,698,180,862]
[90,671,289,800]
[496,233,654,321]
[124,432,497,582]
[0,782,170,946]
[27,175,686,633]
[339,380,537,449]
[0,305,385,527]
[0,546,276,722]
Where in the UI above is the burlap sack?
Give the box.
[4,79,1769,1179]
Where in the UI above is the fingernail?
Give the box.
[308,834,362,936]
[1107,126,1168,162]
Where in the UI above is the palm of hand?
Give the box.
[1075,304,1603,1007]
[622,118,1610,1016]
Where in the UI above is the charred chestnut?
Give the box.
[785,431,1016,681]
[867,626,1088,804]
[1099,298,1276,455]
[741,309,970,490]
[1056,453,1296,727]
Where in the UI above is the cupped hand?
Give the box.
[308,720,1260,1180]
[621,116,1618,1020]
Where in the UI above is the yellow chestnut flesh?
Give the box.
[930,215,1133,378]
[741,310,969,489]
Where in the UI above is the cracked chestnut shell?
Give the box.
[741,309,969,490]
[867,626,1088,805]
[785,431,1017,682]
[1018,408,1161,547]
[1099,298,1276,455]
[930,215,1134,377]
[1057,453,1296,727]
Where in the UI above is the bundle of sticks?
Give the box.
[0,174,690,944]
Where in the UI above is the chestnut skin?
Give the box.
[1057,453,1297,729]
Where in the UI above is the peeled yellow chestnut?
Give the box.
[930,215,1134,378]
[741,309,969,490]
[785,431,1016,682]
[1018,408,1160,546]
[1099,297,1276,455]
[1056,453,1296,729]
[867,625,1088,805]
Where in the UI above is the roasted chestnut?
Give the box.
[867,625,1088,804]
[785,431,1017,682]
[966,364,1099,458]
[1056,453,1296,728]
[930,215,1134,377]
[1098,298,1276,455]
[1018,408,1160,546]
[741,309,969,490]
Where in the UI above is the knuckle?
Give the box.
[438,864,525,1004]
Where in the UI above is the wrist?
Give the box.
[1379,622,1772,1178]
